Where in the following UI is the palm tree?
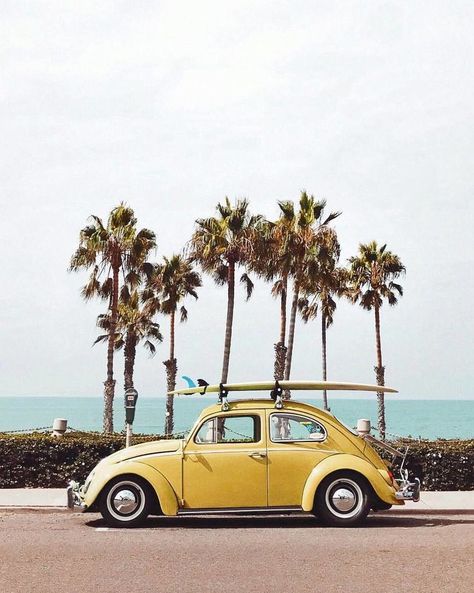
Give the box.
[250,219,293,381]
[348,241,405,439]
[143,255,201,435]
[95,289,163,392]
[244,220,288,381]
[69,204,156,432]
[281,193,341,389]
[298,261,347,411]
[189,198,263,383]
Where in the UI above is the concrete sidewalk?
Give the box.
[390,491,474,512]
[0,489,473,512]
[0,489,67,508]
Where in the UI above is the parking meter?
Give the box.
[125,388,138,424]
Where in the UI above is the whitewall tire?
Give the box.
[99,476,152,527]
[316,472,371,526]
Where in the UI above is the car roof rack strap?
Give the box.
[197,379,209,395]
[218,383,230,411]
[270,381,284,409]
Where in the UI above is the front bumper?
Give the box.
[67,481,88,512]
[395,477,421,502]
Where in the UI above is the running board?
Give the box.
[177,506,303,516]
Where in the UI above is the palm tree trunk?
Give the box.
[274,343,287,382]
[124,333,136,391]
[374,304,386,439]
[221,261,235,383]
[164,310,177,436]
[321,311,329,411]
[283,279,300,397]
[274,275,287,381]
[103,264,119,433]
[164,359,177,436]
[279,275,287,345]
[169,309,175,362]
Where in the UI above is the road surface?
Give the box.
[1,510,473,593]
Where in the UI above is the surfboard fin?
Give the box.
[181,376,197,388]
[197,379,209,395]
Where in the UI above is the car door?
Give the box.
[182,411,267,509]
[266,410,336,507]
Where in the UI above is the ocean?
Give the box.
[0,396,472,440]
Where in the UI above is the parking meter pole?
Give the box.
[124,388,138,448]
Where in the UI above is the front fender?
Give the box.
[301,454,401,511]
[84,460,179,516]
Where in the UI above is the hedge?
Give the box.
[390,439,474,491]
[0,432,164,488]
[0,432,473,490]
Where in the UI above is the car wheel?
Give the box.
[315,472,371,527]
[99,476,152,528]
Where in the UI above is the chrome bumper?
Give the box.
[395,477,421,502]
[67,480,87,512]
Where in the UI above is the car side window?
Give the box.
[270,413,326,442]
[195,415,260,444]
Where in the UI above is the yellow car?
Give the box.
[68,382,420,527]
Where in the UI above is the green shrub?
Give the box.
[0,432,165,488]
[390,439,474,491]
[0,433,473,490]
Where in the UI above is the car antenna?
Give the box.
[218,383,230,411]
[270,381,283,409]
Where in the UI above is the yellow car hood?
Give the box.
[105,439,183,464]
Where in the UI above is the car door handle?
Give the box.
[248,452,266,458]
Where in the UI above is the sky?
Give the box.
[0,1,473,400]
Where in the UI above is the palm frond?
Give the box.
[240,273,254,301]
[143,340,157,357]
[389,282,404,296]
[212,264,229,286]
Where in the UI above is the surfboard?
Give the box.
[168,380,398,396]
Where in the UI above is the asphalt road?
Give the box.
[1,510,473,593]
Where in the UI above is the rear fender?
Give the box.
[301,454,401,511]
[84,460,179,516]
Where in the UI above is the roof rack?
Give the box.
[218,383,230,411]
[197,378,286,411]
[270,381,284,409]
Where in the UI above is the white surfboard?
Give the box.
[168,380,398,396]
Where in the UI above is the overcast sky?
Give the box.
[0,1,473,400]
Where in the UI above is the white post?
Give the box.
[52,418,68,438]
[357,418,371,436]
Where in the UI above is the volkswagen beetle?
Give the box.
[68,392,420,527]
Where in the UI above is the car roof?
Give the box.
[197,398,335,423]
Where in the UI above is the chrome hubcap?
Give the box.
[106,480,146,521]
[324,478,364,519]
[112,489,139,514]
[331,487,356,512]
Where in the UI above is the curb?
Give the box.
[0,489,473,513]
[0,507,69,513]
[2,505,474,515]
